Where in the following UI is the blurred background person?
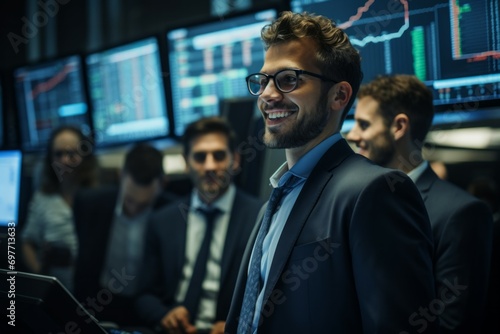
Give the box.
[21,125,99,292]
[135,117,263,334]
[347,74,493,333]
[73,142,177,327]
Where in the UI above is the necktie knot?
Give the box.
[197,207,221,227]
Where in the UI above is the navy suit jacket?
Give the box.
[135,188,264,327]
[415,166,493,333]
[226,139,439,334]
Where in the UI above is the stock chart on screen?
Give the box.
[290,0,500,116]
[86,37,169,146]
[14,55,90,151]
[166,9,277,136]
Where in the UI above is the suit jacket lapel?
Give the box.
[220,190,242,287]
[262,139,354,305]
[167,199,190,281]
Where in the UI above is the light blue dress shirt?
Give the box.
[250,133,342,332]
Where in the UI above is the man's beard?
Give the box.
[195,171,231,203]
[369,130,397,168]
[263,93,330,149]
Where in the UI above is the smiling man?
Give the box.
[347,74,493,333]
[225,11,438,334]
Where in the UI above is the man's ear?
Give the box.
[231,151,241,172]
[330,82,352,110]
[392,113,410,141]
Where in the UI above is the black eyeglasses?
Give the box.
[246,69,338,96]
[192,150,228,163]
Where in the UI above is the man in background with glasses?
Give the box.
[135,117,263,334]
[226,11,438,333]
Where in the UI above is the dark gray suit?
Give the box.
[226,139,439,333]
[416,166,493,333]
[135,189,263,327]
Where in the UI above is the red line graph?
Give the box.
[469,50,500,62]
[30,63,74,100]
[338,0,375,30]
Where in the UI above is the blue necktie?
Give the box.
[184,207,221,322]
[237,185,286,333]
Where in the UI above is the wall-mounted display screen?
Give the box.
[86,37,169,145]
[13,55,90,151]
[166,9,277,136]
[290,0,500,120]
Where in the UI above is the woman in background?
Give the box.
[21,125,99,291]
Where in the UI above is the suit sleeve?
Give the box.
[349,171,438,333]
[434,200,493,333]
[134,215,173,326]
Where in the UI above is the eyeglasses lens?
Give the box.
[192,150,227,163]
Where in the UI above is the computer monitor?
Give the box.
[166,8,277,136]
[0,269,107,333]
[13,55,91,151]
[86,37,170,146]
[290,0,500,127]
[0,150,22,227]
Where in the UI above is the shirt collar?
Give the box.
[114,191,153,221]
[269,133,343,188]
[191,183,236,213]
[407,160,429,183]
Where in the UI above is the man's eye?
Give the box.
[257,78,268,86]
[281,75,297,85]
[359,121,369,130]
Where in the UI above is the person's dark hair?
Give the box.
[181,117,237,157]
[261,11,363,120]
[123,143,164,186]
[358,74,435,143]
[41,125,99,194]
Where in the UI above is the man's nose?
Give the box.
[346,126,360,143]
[260,78,283,101]
[203,153,218,170]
